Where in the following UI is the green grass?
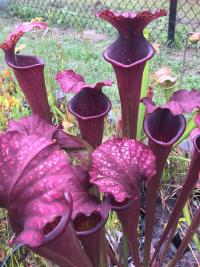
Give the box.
[0,11,199,130]
[1,12,199,101]
[7,0,200,48]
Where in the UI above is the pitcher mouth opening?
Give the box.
[194,134,200,153]
[6,54,44,69]
[68,88,111,120]
[144,108,186,146]
[108,195,133,211]
[103,39,154,68]
[73,212,107,236]
[42,215,68,245]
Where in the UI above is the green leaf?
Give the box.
[137,29,150,140]
[174,110,198,147]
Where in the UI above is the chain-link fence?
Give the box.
[4,0,200,44]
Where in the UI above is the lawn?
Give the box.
[0,8,200,267]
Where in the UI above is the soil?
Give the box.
[149,200,200,267]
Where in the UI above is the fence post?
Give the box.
[167,0,178,46]
[0,0,9,10]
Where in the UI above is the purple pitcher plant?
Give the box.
[0,11,200,267]
[97,9,167,138]
[141,89,200,266]
[56,70,112,147]
[89,137,156,266]
[0,22,52,123]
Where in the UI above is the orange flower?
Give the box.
[2,70,10,78]
[8,96,19,107]
[0,247,5,261]
[31,17,44,22]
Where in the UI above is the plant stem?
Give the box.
[158,222,177,264]
[179,222,200,265]
[116,198,141,267]
[183,201,200,251]
[167,207,200,267]
[107,243,124,267]
[143,144,171,267]
[151,140,200,265]
[122,235,129,267]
